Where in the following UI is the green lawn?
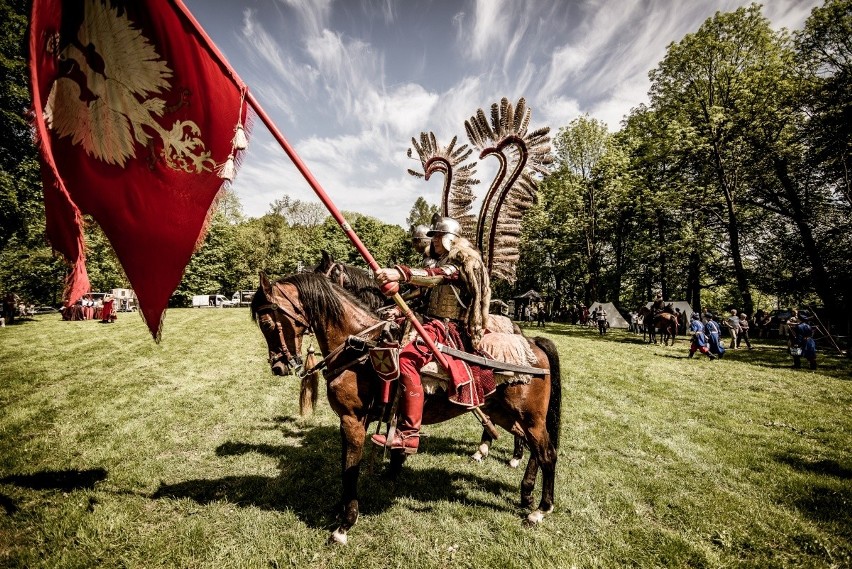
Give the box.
[1,310,850,568]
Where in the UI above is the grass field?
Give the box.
[1,309,850,568]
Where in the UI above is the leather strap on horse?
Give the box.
[299,321,390,380]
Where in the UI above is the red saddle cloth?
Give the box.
[440,322,496,408]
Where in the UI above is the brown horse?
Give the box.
[314,251,527,467]
[252,272,561,544]
[638,306,678,346]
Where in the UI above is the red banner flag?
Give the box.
[29,0,249,339]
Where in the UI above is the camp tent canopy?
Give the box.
[589,302,630,328]
[514,289,542,301]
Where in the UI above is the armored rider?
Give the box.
[397,224,439,311]
[371,216,490,454]
[411,223,438,268]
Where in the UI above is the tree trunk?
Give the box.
[711,138,754,315]
[657,216,668,300]
[686,248,702,315]
[771,155,839,317]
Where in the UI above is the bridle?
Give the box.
[255,285,313,373]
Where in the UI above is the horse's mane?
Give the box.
[251,272,374,329]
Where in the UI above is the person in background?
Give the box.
[688,313,716,360]
[101,295,116,323]
[725,309,741,349]
[596,305,608,335]
[737,312,753,349]
[789,314,817,370]
[780,308,798,338]
[537,302,546,327]
[705,314,726,359]
[411,224,437,268]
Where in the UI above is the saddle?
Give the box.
[419,331,540,406]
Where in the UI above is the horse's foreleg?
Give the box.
[329,416,366,546]
[473,432,524,467]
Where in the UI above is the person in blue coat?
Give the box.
[705,314,726,359]
[688,313,716,360]
[790,314,818,369]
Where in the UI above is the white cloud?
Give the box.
[238,9,319,119]
[277,0,332,38]
[220,0,823,226]
[539,96,582,130]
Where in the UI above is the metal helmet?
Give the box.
[411,224,431,254]
[427,216,461,251]
[411,224,430,241]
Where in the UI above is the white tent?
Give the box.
[589,302,630,328]
[645,300,696,319]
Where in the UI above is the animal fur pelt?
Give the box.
[446,237,491,349]
[478,332,538,368]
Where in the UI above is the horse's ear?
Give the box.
[320,250,333,267]
[258,271,274,298]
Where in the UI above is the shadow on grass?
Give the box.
[151,423,518,530]
[774,452,852,526]
[0,468,108,515]
[0,467,107,491]
[777,453,852,480]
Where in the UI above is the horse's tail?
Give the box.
[299,350,320,416]
[533,336,562,449]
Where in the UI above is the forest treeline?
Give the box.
[1,1,849,333]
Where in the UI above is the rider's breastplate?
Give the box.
[427,283,467,321]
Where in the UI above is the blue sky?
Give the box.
[184,0,820,227]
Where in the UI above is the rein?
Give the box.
[256,286,313,370]
[298,320,389,380]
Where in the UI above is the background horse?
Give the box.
[314,251,526,466]
[638,306,678,346]
[252,272,561,545]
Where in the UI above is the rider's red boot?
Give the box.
[371,381,423,454]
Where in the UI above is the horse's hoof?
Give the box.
[524,506,553,526]
[508,458,521,468]
[327,528,348,546]
[470,452,484,462]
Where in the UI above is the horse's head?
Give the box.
[252,272,312,376]
[316,250,350,288]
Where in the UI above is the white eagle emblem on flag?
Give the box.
[44,0,215,173]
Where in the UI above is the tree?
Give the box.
[0,0,43,251]
[405,196,439,229]
[550,115,612,304]
[648,4,793,315]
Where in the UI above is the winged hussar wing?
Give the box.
[465,97,552,283]
[407,132,479,240]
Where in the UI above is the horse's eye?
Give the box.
[260,316,276,331]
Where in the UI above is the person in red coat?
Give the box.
[101,295,115,323]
